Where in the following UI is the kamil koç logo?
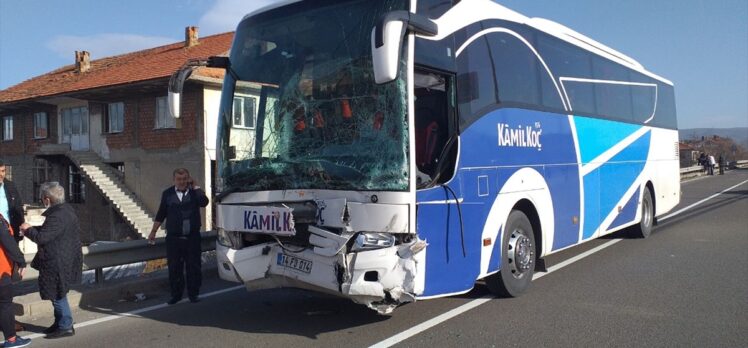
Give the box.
[497,121,543,151]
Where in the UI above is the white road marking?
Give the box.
[370,178,748,348]
[659,179,748,222]
[369,239,622,348]
[23,285,245,340]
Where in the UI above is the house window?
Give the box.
[68,165,86,204]
[33,112,48,139]
[106,102,124,133]
[232,95,256,128]
[2,116,12,141]
[155,96,176,129]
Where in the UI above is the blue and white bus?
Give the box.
[170,0,679,313]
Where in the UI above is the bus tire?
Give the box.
[486,210,536,297]
[630,186,654,238]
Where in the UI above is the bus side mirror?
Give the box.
[167,56,230,118]
[372,11,438,84]
[168,67,193,118]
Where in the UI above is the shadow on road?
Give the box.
[78,285,389,339]
[657,189,747,230]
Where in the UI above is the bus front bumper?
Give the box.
[216,240,425,314]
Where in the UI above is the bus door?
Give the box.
[414,68,477,296]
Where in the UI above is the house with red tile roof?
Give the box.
[0,27,232,243]
[678,142,698,168]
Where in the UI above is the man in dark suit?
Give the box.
[20,182,82,339]
[148,168,209,305]
[0,161,25,241]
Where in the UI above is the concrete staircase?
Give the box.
[66,151,161,239]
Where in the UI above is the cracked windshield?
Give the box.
[218,0,409,192]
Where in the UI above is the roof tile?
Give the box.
[0,32,233,104]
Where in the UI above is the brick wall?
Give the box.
[25,105,59,153]
[98,101,135,149]
[102,87,203,151]
[1,106,59,157]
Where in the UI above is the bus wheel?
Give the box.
[630,186,654,238]
[486,210,535,297]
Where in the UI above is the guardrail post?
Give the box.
[95,268,104,286]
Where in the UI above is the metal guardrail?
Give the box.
[23,231,216,284]
[680,165,709,180]
[680,160,748,180]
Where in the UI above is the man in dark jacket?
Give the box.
[148,168,209,305]
[20,182,82,339]
[0,161,25,241]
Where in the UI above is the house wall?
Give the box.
[0,154,34,204]
[2,83,216,241]
[1,115,24,156]
[204,87,221,160]
[25,105,60,153]
[36,156,130,243]
[99,86,211,229]
[203,86,222,230]
[88,104,107,159]
[1,104,61,204]
[1,111,29,201]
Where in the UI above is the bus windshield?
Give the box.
[217,0,409,193]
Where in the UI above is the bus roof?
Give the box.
[477,0,673,85]
[241,0,302,23]
[235,0,673,86]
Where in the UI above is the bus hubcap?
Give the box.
[508,229,534,278]
[643,198,652,227]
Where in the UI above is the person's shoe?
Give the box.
[42,324,59,334]
[3,336,31,348]
[45,327,75,339]
[189,296,200,303]
[167,297,181,305]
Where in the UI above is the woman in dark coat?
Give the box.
[21,182,82,339]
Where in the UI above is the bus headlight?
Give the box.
[217,228,242,249]
[351,232,395,252]
[217,228,232,247]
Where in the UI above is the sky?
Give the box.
[0,0,746,129]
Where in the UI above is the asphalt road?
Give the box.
[17,170,748,348]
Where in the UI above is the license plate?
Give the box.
[276,253,312,273]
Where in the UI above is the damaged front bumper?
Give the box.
[217,236,426,314]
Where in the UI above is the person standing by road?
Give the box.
[148,168,209,305]
[718,155,725,175]
[708,154,716,175]
[0,214,30,348]
[20,182,82,339]
[0,161,25,243]
[1,161,29,333]
[698,153,707,173]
